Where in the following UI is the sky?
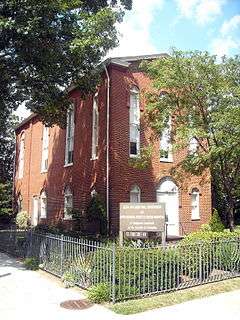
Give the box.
[16,0,240,119]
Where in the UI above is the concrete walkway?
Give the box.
[0,252,240,320]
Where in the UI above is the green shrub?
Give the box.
[200,223,211,231]
[209,209,225,232]
[215,241,240,272]
[88,283,111,303]
[178,241,213,279]
[24,257,39,270]
[91,246,181,300]
[182,230,240,243]
[180,230,240,278]
[86,194,107,235]
[61,271,77,288]
[16,211,30,229]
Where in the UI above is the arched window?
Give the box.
[160,117,173,162]
[64,186,73,219]
[189,137,199,155]
[129,86,140,156]
[18,132,25,178]
[92,93,99,160]
[130,185,141,203]
[17,194,23,213]
[65,103,75,165]
[41,126,49,172]
[40,190,47,218]
[91,188,97,197]
[156,178,178,194]
[191,188,200,220]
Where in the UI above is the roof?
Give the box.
[111,53,168,63]
[104,53,168,68]
[15,113,37,131]
[15,53,167,130]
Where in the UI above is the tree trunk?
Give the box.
[227,205,235,231]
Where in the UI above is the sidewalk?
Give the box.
[0,252,240,320]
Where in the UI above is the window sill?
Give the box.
[64,163,73,168]
[160,158,173,163]
[191,218,200,221]
[90,157,98,161]
[40,170,48,174]
[129,154,140,159]
[63,217,73,220]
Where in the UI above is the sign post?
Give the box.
[119,203,166,246]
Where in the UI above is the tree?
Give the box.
[0,0,132,126]
[143,50,240,230]
[0,114,19,218]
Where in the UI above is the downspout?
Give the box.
[104,64,110,235]
[27,121,33,216]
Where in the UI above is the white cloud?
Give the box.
[108,0,164,57]
[210,14,240,57]
[211,37,239,56]
[175,0,226,25]
[221,14,240,36]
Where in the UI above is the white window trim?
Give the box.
[41,126,49,173]
[65,104,75,166]
[64,163,73,168]
[129,153,140,159]
[18,133,25,179]
[129,86,140,157]
[191,189,200,220]
[91,93,99,160]
[160,117,173,162]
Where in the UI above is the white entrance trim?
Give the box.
[32,196,39,226]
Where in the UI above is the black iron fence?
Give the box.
[0,229,240,302]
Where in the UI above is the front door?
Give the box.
[32,197,39,226]
[157,179,179,237]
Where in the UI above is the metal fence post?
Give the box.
[199,243,202,282]
[29,229,33,257]
[112,243,116,303]
[60,234,64,276]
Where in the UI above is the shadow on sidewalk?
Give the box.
[0,252,26,271]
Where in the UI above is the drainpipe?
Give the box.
[104,64,110,235]
[27,121,33,216]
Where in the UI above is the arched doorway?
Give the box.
[156,178,179,236]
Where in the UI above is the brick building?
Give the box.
[14,54,212,237]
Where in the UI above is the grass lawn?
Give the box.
[108,277,240,315]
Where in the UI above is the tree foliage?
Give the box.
[143,50,240,229]
[0,114,19,217]
[0,0,132,126]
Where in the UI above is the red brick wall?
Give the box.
[108,63,212,235]
[15,81,108,231]
[14,62,212,235]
